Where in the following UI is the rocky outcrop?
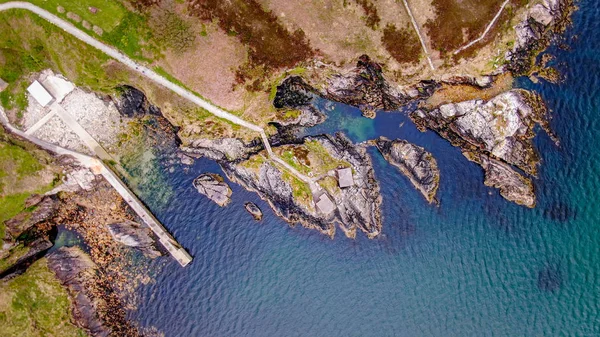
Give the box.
[193,173,233,206]
[322,55,408,118]
[3,195,59,239]
[182,137,261,162]
[107,220,161,258]
[507,0,575,74]
[113,85,161,118]
[272,75,325,128]
[412,90,547,175]
[466,152,535,207]
[113,85,181,152]
[411,90,546,206]
[244,202,263,220]
[374,137,440,203]
[48,247,112,337]
[222,133,382,238]
[274,55,437,120]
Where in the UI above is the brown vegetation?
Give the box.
[353,0,381,30]
[52,180,155,336]
[149,8,196,53]
[424,0,509,54]
[423,73,514,109]
[381,23,421,64]
[187,0,313,84]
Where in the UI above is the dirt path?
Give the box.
[453,0,511,54]
[401,0,436,70]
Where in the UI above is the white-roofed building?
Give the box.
[337,167,354,188]
[27,80,54,107]
[315,193,335,215]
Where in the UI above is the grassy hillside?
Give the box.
[0,126,59,241]
[0,258,86,337]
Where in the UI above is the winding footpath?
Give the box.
[0,2,271,148]
[0,2,325,187]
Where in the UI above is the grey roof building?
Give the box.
[337,167,354,188]
[315,193,335,215]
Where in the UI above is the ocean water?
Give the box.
[131,1,600,336]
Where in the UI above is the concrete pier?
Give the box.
[0,108,193,267]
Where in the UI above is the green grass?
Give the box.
[240,153,267,171]
[279,149,311,175]
[0,193,33,240]
[103,11,157,61]
[0,259,87,337]
[280,170,313,210]
[0,243,30,274]
[0,127,58,241]
[0,0,126,33]
[304,140,351,175]
[0,143,44,181]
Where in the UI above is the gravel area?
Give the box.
[60,88,125,152]
[21,95,49,131]
[32,114,92,155]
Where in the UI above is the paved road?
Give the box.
[0,1,272,154]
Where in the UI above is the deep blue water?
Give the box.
[130,2,600,335]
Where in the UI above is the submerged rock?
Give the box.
[374,137,440,203]
[223,133,381,238]
[538,264,562,291]
[244,202,263,221]
[193,173,233,207]
[107,220,161,258]
[48,247,112,337]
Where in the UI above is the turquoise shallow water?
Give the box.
[131,2,600,336]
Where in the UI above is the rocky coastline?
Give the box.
[222,133,382,238]
[262,0,574,210]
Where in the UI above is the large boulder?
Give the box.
[193,173,233,207]
[374,137,440,203]
[244,202,263,221]
[107,220,161,258]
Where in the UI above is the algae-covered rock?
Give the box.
[193,173,233,207]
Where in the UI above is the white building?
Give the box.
[337,167,354,188]
[316,193,335,215]
[27,80,54,107]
